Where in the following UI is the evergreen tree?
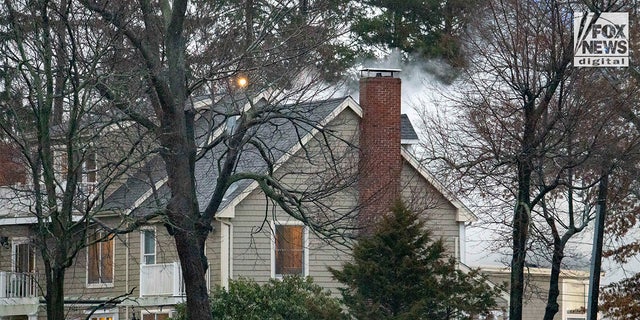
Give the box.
[352,0,480,66]
[330,201,501,320]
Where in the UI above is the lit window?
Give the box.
[274,224,306,277]
[142,229,156,265]
[142,312,170,320]
[85,308,117,320]
[87,231,114,286]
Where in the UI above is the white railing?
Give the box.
[140,262,184,297]
[0,271,38,298]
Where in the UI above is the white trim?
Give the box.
[401,138,420,145]
[0,217,38,225]
[270,220,309,279]
[479,266,591,278]
[0,215,83,225]
[400,148,478,222]
[216,97,360,219]
[11,237,35,273]
[458,222,466,264]
[204,242,210,292]
[219,220,233,289]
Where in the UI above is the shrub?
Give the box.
[172,276,347,320]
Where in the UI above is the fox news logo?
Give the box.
[574,12,629,67]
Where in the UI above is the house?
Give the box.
[481,266,590,320]
[0,68,584,320]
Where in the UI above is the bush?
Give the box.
[171,276,347,320]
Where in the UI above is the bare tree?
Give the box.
[415,1,627,319]
[0,1,154,318]
[78,1,356,319]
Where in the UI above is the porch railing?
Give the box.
[0,271,38,298]
[140,262,184,297]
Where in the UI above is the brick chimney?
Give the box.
[358,68,402,235]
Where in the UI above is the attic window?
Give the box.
[222,182,238,201]
[226,116,239,135]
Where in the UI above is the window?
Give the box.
[87,231,114,286]
[53,148,98,194]
[12,240,36,273]
[86,309,118,320]
[10,239,37,297]
[272,224,307,277]
[53,149,68,179]
[83,152,97,186]
[142,229,156,265]
[142,312,170,320]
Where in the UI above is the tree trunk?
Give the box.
[543,241,565,320]
[45,266,66,320]
[587,174,608,320]
[510,104,536,320]
[166,180,213,320]
[174,228,211,320]
[509,185,530,320]
[160,1,214,317]
[160,107,213,320]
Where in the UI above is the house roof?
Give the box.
[104,94,475,223]
[104,95,353,217]
[401,114,419,144]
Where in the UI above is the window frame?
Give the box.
[270,220,309,279]
[82,150,98,189]
[141,310,173,320]
[11,237,36,273]
[141,227,156,265]
[86,230,115,288]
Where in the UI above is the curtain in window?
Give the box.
[275,225,303,275]
[88,233,100,283]
[88,232,113,284]
[101,236,113,282]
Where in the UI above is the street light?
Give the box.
[237,76,248,88]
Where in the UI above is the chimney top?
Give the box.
[360,68,401,78]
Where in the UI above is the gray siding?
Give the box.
[400,161,461,255]
[231,187,353,293]
[230,107,360,293]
